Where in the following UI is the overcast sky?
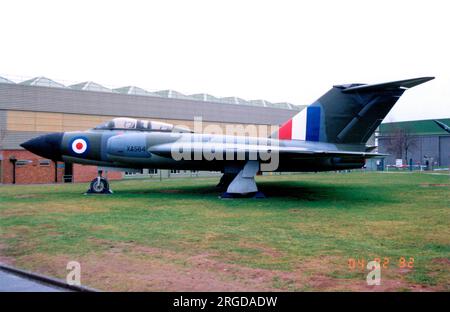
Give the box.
[0,0,448,122]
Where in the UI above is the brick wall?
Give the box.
[1,150,63,184]
[1,150,123,184]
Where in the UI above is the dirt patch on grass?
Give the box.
[0,208,37,217]
[432,258,450,265]
[0,242,15,265]
[12,194,41,199]
[419,183,450,187]
[8,240,443,291]
[17,250,280,291]
[0,202,109,218]
[306,270,443,292]
[15,239,302,291]
[291,255,446,292]
[307,274,420,292]
[7,239,447,292]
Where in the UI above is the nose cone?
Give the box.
[21,133,64,161]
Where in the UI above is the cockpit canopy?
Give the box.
[93,117,191,133]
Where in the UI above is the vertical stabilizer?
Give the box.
[276,77,434,144]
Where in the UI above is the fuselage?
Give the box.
[21,128,367,173]
[21,77,435,188]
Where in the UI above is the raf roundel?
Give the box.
[71,138,88,154]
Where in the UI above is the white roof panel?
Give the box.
[69,81,112,92]
[20,76,66,88]
[0,76,14,84]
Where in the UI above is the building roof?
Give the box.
[19,76,66,88]
[189,93,220,102]
[248,99,270,107]
[220,97,249,105]
[272,102,304,110]
[152,89,193,100]
[69,81,112,93]
[379,118,450,136]
[113,86,158,96]
[1,74,302,110]
[0,76,14,84]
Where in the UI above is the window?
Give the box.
[39,160,51,166]
[170,169,180,174]
[16,160,31,167]
[93,118,179,132]
[125,169,144,176]
[148,169,158,174]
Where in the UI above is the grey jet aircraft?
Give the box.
[21,77,434,197]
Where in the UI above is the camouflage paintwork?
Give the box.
[22,77,435,175]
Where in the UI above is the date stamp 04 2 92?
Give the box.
[347,257,415,286]
[348,256,415,271]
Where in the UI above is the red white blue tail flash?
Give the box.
[279,106,321,141]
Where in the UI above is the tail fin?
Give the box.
[277,77,434,144]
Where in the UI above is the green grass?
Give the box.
[0,172,449,291]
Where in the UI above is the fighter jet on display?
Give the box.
[21,77,434,197]
[433,120,450,133]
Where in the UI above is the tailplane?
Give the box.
[276,77,434,144]
[433,120,450,133]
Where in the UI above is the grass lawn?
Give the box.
[0,172,449,291]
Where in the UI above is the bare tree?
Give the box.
[0,128,5,150]
[385,127,417,163]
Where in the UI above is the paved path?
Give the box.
[0,269,65,292]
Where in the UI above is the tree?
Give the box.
[0,128,5,150]
[385,127,417,164]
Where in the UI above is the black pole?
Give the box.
[54,160,58,183]
[12,162,16,184]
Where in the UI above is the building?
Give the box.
[378,118,450,168]
[0,76,304,184]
